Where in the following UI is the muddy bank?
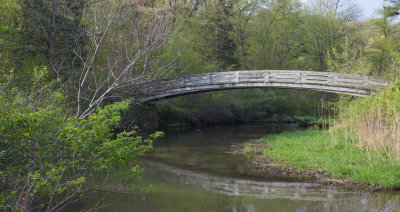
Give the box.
[229,140,387,192]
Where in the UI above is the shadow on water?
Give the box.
[68,126,400,212]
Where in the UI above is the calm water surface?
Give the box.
[75,126,400,212]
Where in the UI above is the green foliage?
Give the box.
[176,0,240,70]
[391,79,400,91]
[384,0,400,17]
[326,36,372,75]
[365,16,400,77]
[247,0,307,70]
[155,30,220,75]
[211,0,239,68]
[0,68,162,211]
[0,23,21,75]
[20,0,86,76]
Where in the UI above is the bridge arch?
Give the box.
[135,70,390,102]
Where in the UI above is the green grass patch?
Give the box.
[243,146,257,152]
[262,128,400,189]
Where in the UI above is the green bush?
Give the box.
[0,67,162,211]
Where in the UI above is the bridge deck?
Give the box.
[134,70,390,102]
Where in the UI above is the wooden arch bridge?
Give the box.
[135,70,390,102]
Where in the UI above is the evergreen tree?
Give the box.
[212,0,239,69]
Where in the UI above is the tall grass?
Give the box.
[334,83,400,161]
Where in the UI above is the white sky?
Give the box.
[300,0,385,19]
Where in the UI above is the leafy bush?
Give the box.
[0,67,162,211]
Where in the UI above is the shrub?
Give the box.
[0,67,162,211]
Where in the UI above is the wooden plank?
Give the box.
[239,73,265,77]
[368,81,388,86]
[336,78,366,83]
[212,78,238,83]
[270,79,297,83]
[302,76,330,80]
[239,78,265,83]
[270,75,297,79]
[300,80,330,85]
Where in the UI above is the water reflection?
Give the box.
[145,160,352,201]
[69,126,400,212]
[140,160,399,212]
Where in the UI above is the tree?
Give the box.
[326,36,372,75]
[384,0,400,17]
[20,0,86,79]
[212,0,239,68]
[7,0,184,119]
[231,0,259,68]
[304,0,360,71]
[182,0,241,70]
[0,0,21,74]
[73,0,180,119]
[248,0,305,70]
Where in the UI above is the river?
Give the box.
[72,126,400,211]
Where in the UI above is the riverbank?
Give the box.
[236,128,400,191]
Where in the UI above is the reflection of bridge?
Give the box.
[135,70,390,102]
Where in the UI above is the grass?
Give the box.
[336,88,400,161]
[243,146,257,152]
[261,128,400,189]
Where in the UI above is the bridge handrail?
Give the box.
[133,70,391,101]
[150,70,388,89]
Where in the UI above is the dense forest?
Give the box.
[1,0,400,211]
[2,0,400,124]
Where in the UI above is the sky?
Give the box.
[352,0,384,18]
[300,0,385,19]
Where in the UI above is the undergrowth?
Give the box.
[335,82,400,161]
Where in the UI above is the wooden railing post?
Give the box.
[361,79,370,89]
[327,74,333,86]
[295,72,301,84]
[206,73,212,85]
[179,76,185,88]
[263,71,270,83]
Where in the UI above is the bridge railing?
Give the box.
[135,70,390,100]
[159,70,387,89]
